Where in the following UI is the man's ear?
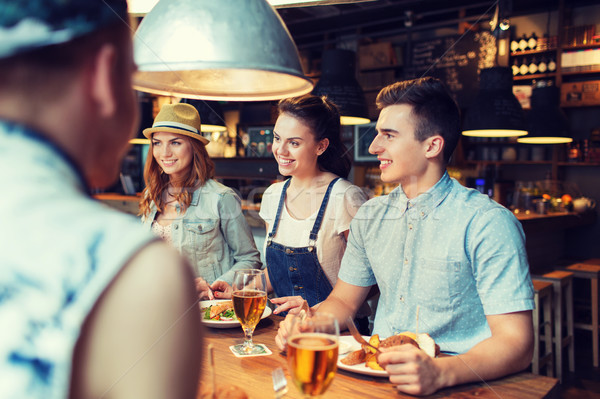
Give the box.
[88,43,117,118]
[425,135,444,159]
[317,138,329,155]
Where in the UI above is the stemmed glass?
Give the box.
[287,312,340,397]
[231,269,267,354]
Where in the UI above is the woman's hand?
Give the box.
[270,296,310,316]
[210,281,232,299]
[195,277,214,300]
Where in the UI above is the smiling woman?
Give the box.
[138,103,261,297]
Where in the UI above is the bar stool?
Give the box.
[563,261,600,368]
[534,270,575,382]
[531,279,554,376]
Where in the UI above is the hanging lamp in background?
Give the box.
[462,67,528,138]
[312,49,370,125]
[518,84,572,144]
[180,99,227,133]
[132,0,314,101]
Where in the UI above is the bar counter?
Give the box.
[199,315,559,398]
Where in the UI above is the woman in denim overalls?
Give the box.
[259,95,369,332]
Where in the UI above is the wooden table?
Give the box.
[200,315,559,398]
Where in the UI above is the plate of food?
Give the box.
[337,332,438,377]
[199,299,272,329]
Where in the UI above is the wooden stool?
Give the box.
[534,270,575,382]
[564,261,600,368]
[532,279,554,376]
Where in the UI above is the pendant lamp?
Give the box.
[133,0,314,101]
[462,67,528,138]
[312,49,370,125]
[180,99,227,133]
[517,84,572,144]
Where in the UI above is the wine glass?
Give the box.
[287,312,340,397]
[231,269,267,355]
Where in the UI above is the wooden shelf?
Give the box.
[561,69,600,76]
[513,72,557,81]
[562,43,600,51]
[557,161,600,166]
[510,48,557,56]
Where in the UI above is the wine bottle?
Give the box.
[528,32,538,50]
[528,56,538,74]
[548,56,556,72]
[538,57,548,73]
[519,57,529,75]
[510,37,520,53]
[511,58,520,76]
[518,34,529,51]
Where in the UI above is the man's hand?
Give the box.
[211,280,232,299]
[270,296,310,315]
[195,277,214,300]
[378,345,443,396]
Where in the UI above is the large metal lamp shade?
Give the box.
[312,49,370,125]
[518,85,572,144]
[133,0,314,101]
[462,67,528,138]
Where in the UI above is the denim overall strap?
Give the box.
[307,177,340,250]
[266,178,291,246]
[265,178,340,309]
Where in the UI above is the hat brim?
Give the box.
[143,126,210,145]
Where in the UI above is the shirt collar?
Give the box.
[391,172,453,219]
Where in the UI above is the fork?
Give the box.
[272,367,288,399]
[346,316,380,353]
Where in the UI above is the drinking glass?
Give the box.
[231,269,267,354]
[287,312,340,397]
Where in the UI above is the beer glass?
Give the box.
[231,269,267,354]
[287,312,339,397]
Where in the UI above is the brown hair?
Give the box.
[139,136,215,218]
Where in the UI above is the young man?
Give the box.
[276,77,534,395]
[0,1,201,398]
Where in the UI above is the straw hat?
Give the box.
[143,103,209,145]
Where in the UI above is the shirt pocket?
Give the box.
[413,258,462,311]
[184,220,222,258]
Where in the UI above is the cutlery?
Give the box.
[272,367,288,399]
[346,316,380,354]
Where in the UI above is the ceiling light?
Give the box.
[312,49,370,125]
[518,84,572,144]
[462,67,528,138]
[132,0,314,101]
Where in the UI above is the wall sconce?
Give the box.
[518,84,572,144]
[132,0,313,101]
[462,67,528,138]
[312,49,370,125]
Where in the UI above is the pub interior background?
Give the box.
[106,0,600,266]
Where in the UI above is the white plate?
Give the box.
[337,335,388,377]
[199,299,272,329]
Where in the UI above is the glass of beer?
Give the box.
[231,269,267,355]
[287,312,339,397]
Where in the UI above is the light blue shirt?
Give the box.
[142,179,261,284]
[0,121,156,398]
[338,172,534,354]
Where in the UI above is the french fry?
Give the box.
[365,353,384,371]
[362,334,380,354]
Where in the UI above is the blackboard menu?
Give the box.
[410,31,497,108]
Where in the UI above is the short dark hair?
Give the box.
[277,95,351,179]
[376,77,460,163]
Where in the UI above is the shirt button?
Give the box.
[289,267,295,272]
[404,258,408,264]
[197,225,202,231]
[174,225,179,230]
[408,224,413,230]
[286,248,292,254]
[293,285,299,290]
[420,212,425,217]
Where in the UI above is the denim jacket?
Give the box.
[142,179,261,284]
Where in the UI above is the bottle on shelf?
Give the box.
[528,56,538,74]
[519,57,529,75]
[538,56,548,73]
[510,37,520,53]
[547,55,556,72]
[511,58,520,76]
[528,32,538,50]
[518,34,529,51]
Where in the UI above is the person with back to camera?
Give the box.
[139,102,261,299]
[0,1,202,398]
[275,78,534,395]
[212,94,371,333]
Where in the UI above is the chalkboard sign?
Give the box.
[410,31,496,107]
